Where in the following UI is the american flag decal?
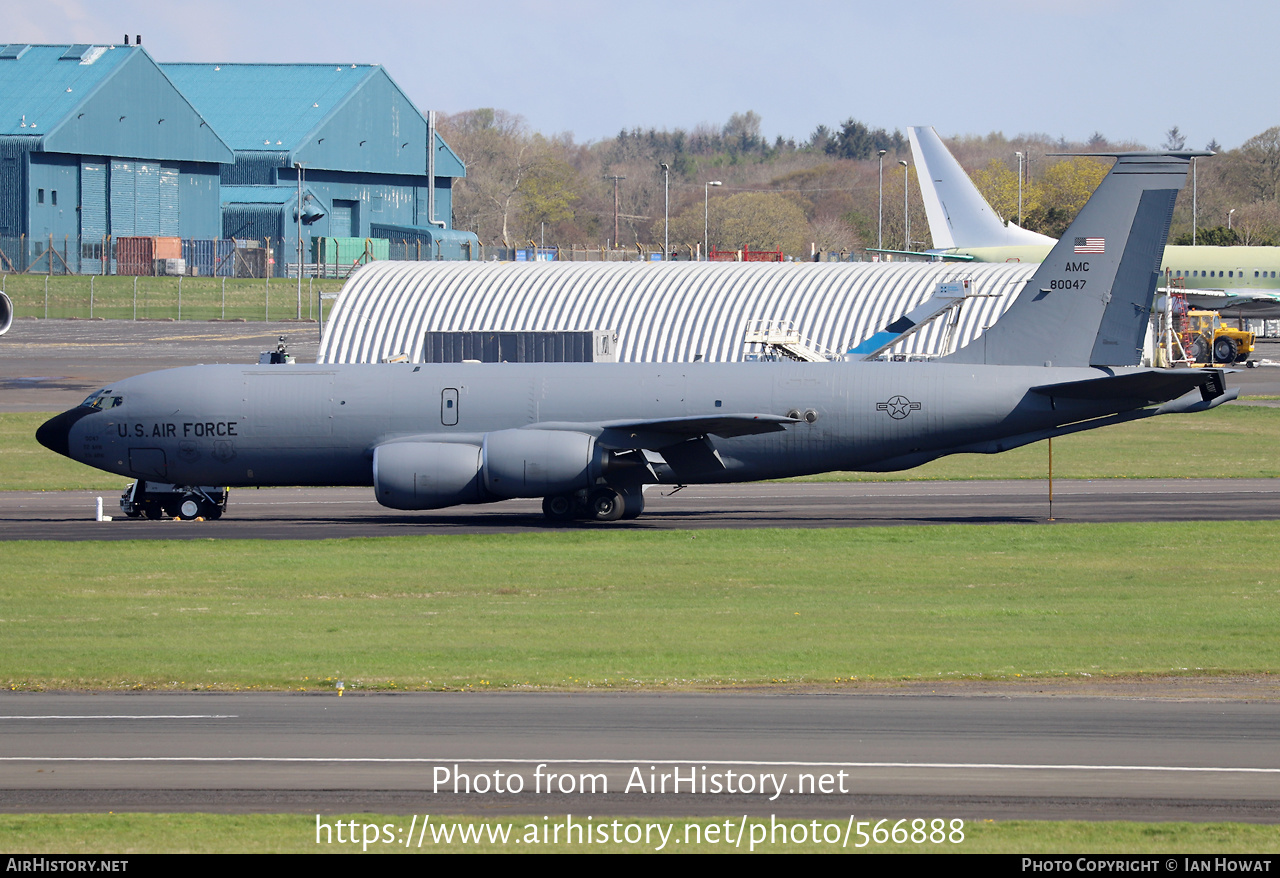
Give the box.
[1074,237,1105,254]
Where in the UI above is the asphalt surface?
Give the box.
[5,479,1280,539]
[3,319,1279,824]
[0,319,322,412]
[2,692,1278,821]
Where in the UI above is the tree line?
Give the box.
[438,110,1280,257]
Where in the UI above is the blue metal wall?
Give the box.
[80,160,107,239]
[0,137,37,237]
[26,153,78,240]
[40,50,231,165]
[176,163,221,238]
[220,152,287,186]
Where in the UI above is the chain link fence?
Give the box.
[0,273,347,323]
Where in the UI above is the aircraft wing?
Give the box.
[1174,288,1280,319]
[589,413,798,449]
[1031,368,1229,405]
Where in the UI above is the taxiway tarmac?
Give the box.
[2,692,1278,821]
[3,479,1280,539]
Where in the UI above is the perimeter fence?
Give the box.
[0,273,346,323]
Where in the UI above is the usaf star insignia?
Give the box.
[876,395,921,419]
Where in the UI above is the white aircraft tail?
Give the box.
[908,126,1056,250]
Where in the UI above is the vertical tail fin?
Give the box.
[943,152,1202,368]
[908,126,1056,250]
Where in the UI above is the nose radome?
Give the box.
[36,408,94,458]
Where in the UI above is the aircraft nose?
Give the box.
[36,408,94,458]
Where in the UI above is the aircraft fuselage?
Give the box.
[47,360,1164,493]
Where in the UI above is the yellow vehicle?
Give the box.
[1181,309,1255,365]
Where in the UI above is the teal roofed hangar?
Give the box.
[162,61,473,250]
[0,43,231,243]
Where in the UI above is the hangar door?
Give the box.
[109,161,180,236]
[330,200,358,237]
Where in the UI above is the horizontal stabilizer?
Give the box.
[1032,368,1228,405]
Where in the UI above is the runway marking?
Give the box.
[0,757,1275,774]
[0,715,237,720]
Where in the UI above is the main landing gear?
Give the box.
[542,487,645,522]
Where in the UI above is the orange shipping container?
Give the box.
[152,237,182,259]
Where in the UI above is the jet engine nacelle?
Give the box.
[482,429,605,498]
[0,292,12,336]
[372,441,483,510]
[372,430,606,510]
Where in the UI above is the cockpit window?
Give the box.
[81,391,122,409]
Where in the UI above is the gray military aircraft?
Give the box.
[37,151,1235,522]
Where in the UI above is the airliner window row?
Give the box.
[1170,270,1277,278]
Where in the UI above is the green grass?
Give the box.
[1,813,1275,853]
[7,404,1280,492]
[1,275,345,322]
[4,523,1278,691]
[799,404,1280,481]
[1,412,124,491]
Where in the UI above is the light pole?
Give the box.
[704,180,721,260]
[294,162,304,319]
[1228,208,1235,231]
[661,162,670,259]
[899,159,909,251]
[604,175,626,248]
[1192,157,1198,246]
[876,150,887,251]
[1015,151,1024,226]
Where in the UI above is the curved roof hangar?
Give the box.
[317,260,1039,364]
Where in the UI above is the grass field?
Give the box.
[1,274,346,323]
[6,387,1279,853]
[1,813,1276,853]
[3,523,1277,691]
[6,403,1280,492]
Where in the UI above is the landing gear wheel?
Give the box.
[542,494,575,521]
[619,490,645,520]
[177,494,207,521]
[588,488,624,522]
[1213,336,1238,364]
[142,502,164,520]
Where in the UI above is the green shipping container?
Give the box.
[311,237,390,268]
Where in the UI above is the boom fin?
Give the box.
[942,152,1206,368]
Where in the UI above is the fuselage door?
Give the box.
[441,388,459,426]
[129,447,168,480]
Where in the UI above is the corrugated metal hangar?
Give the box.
[317,261,1039,364]
[0,42,477,258]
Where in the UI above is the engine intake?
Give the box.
[373,442,483,510]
